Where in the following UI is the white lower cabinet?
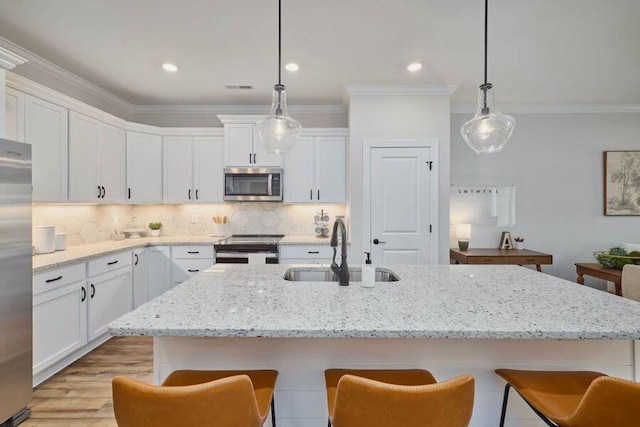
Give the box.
[88,267,133,341]
[171,245,215,285]
[132,248,148,309]
[279,244,334,264]
[147,246,172,299]
[32,282,88,374]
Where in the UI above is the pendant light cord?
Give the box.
[484,0,488,86]
[278,0,282,85]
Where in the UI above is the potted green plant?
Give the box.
[514,236,525,250]
[148,222,162,237]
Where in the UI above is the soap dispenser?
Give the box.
[361,252,375,288]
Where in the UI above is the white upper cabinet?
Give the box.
[25,95,69,202]
[283,135,346,203]
[163,135,223,203]
[224,123,281,167]
[69,112,126,202]
[127,131,162,202]
[5,87,25,142]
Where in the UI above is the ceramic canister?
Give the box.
[33,226,56,254]
[55,233,67,251]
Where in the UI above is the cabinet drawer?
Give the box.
[34,263,86,295]
[173,259,215,283]
[466,256,512,264]
[88,251,132,277]
[279,245,334,260]
[509,256,551,265]
[172,245,214,259]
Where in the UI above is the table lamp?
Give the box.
[456,224,471,251]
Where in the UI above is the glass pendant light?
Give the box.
[461,0,515,154]
[256,0,302,155]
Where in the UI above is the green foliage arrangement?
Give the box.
[148,222,162,230]
[594,247,640,270]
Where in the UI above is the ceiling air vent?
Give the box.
[225,85,253,90]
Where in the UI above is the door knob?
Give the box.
[373,239,386,245]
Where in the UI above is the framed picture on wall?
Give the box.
[604,151,640,216]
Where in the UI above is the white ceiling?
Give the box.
[0,0,638,107]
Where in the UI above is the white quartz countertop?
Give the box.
[109,264,640,340]
[33,236,222,273]
[279,235,333,245]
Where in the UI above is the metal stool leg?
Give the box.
[499,383,510,427]
[271,398,276,427]
[327,419,331,427]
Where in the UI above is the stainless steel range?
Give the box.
[214,234,284,264]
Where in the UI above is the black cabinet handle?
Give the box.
[128,188,131,199]
[45,275,63,283]
[97,186,101,198]
[253,153,256,164]
[249,153,252,164]
[81,286,86,302]
[90,284,95,298]
[134,254,139,266]
[307,251,320,254]
[102,186,106,198]
[187,251,200,254]
[195,189,199,200]
[107,260,119,265]
[310,189,313,200]
[373,239,387,245]
[317,189,320,200]
[187,269,200,273]
[188,189,192,200]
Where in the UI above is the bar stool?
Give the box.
[496,369,640,427]
[324,369,474,427]
[113,369,278,427]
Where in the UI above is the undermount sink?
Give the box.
[283,267,400,283]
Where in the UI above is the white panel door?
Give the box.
[69,112,99,201]
[25,95,69,202]
[132,249,148,309]
[32,282,87,374]
[88,268,133,341]
[194,136,224,202]
[126,131,162,202]
[370,147,431,265]
[283,136,314,203]
[5,87,25,142]
[253,126,282,167]
[163,136,194,202]
[98,124,126,202]
[147,246,172,300]
[224,124,254,166]
[315,137,346,203]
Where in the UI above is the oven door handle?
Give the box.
[215,252,278,258]
[267,174,273,196]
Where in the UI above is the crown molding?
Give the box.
[345,85,459,98]
[216,114,266,124]
[451,103,640,114]
[0,36,135,114]
[300,128,348,137]
[0,46,28,70]
[135,104,345,115]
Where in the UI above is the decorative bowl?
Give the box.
[593,251,640,270]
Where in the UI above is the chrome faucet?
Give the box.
[330,217,349,286]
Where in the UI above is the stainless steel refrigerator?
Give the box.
[0,139,32,426]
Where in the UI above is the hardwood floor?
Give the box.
[22,337,153,427]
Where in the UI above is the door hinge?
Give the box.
[429,224,432,233]
[427,161,433,171]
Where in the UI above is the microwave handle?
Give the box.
[268,174,273,196]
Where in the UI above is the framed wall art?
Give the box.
[604,151,640,216]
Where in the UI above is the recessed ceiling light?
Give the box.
[407,62,422,72]
[162,63,178,72]
[285,63,299,72]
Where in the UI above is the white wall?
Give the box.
[348,93,451,264]
[450,112,640,287]
[0,69,5,137]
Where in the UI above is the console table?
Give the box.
[575,263,623,296]
[450,248,553,272]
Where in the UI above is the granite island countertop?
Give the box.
[109,264,640,340]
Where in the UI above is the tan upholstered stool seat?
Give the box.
[496,369,640,427]
[325,369,437,418]
[162,369,278,420]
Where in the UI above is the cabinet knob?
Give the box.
[373,239,386,245]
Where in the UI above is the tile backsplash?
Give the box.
[33,203,346,246]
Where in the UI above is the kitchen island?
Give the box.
[110,264,640,427]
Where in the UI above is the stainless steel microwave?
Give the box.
[224,167,283,202]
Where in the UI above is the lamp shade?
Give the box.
[456,224,471,240]
[461,85,515,154]
[256,84,302,155]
